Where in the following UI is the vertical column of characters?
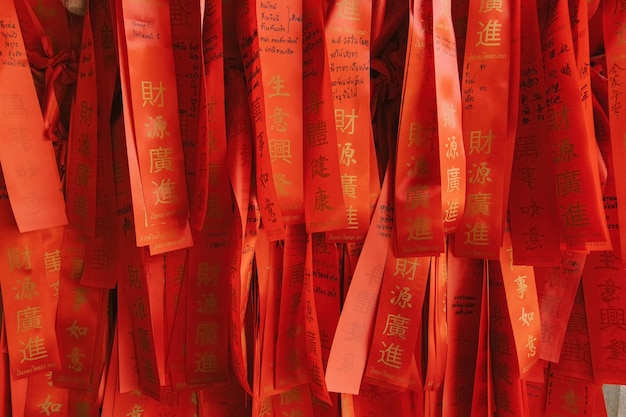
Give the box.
[303,0,347,234]
[120,0,192,252]
[325,0,372,242]
[541,0,608,248]
[455,0,513,259]
[395,0,446,257]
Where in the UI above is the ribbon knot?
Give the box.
[27,34,77,144]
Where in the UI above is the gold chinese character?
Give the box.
[195,322,218,346]
[126,404,145,417]
[406,155,429,178]
[383,313,410,339]
[259,398,273,417]
[197,262,218,287]
[269,139,293,164]
[145,115,169,139]
[479,0,503,12]
[465,223,490,246]
[267,75,290,98]
[526,335,537,358]
[7,246,32,272]
[198,293,218,314]
[445,135,460,159]
[149,147,174,173]
[442,102,457,128]
[467,192,492,216]
[141,81,165,107]
[44,370,53,386]
[195,351,218,373]
[67,347,85,372]
[19,336,48,362]
[39,394,62,416]
[152,178,177,205]
[394,258,419,280]
[468,162,492,185]
[519,307,535,327]
[44,250,62,275]
[377,341,403,368]
[443,198,461,223]
[346,205,359,229]
[515,275,528,300]
[336,0,360,20]
[73,287,88,311]
[14,276,38,300]
[468,129,494,154]
[407,216,433,241]
[269,106,289,132]
[476,20,502,47]
[274,172,292,196]
[555,170,582,197]
[446,167,461,192]
[338,142,357,166]
[49,280,59,297]
[391,286,413,309]
[16,306,42,333]
[67,319,88,339]
[341,174,358,199]
[335,108,358,135]
[406,185,429,209]
[408,122,432,147]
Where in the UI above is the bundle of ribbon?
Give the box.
[0,0,623,416]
